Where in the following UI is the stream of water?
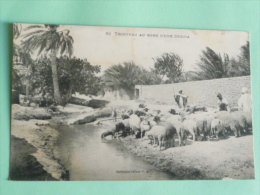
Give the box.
[54,123,176,181]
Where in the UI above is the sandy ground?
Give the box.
[120,135,255,180]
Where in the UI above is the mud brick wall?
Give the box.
[137,76,251,108]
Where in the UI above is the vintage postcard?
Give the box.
[10,23,254,181]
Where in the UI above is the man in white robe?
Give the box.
[238,87,252,112]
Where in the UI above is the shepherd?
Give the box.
[238,87,252,112]
[216,93,230,112]
[111,108,117,122]
[174,89,188,110]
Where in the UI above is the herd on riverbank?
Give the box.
[101,104,252,151]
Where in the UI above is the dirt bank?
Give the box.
[120,135,255,180]
[10,136,57,181]
[11,119,69,180]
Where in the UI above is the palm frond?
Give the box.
[23,25,44,31]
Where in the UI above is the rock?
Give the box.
[62,104,94,113]
[94,120,102,126]
[29,102,38,107]
[12,104,51,120]
[30,119,50,126]
[67,113,96,125]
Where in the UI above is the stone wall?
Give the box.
[136,76,251,108]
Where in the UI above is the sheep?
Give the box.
[183,119,197,141]
[129,114,141,138]
[211,118,225,139]
[122,119,131,135]
[163,119,185,146]
[152,109,161,116]
[146,125,170,151]
[194,118,207,140]
[134,110,147,117]
[140,119,151,138]
[166,115,182,123]
[230,111,252,135]
[214,111,242,137]
[153,115,185,146]
[158,112,173,121]
[145,125,165,146]
[157,121,177,149]
[101,122,126,140]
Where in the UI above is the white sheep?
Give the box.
[214,111,246,137]
[230,111,252,135]
[146,125,165,147]
[166,115,182,123]
[164,119,185,146]
[183,119,197,141]
[211,118,225,139]
[129,114,141,137]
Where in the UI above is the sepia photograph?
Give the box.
[10,23,254,181]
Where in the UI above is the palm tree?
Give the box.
[21,24,74,105]
[102,61,162,99]
[194,47,230,80]
[13,23,22,39]
[102,61,140,99]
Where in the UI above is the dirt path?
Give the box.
[121,135,255,180]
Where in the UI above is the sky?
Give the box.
[16,23,249,74]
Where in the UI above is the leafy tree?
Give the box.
[30,56,101,103]
[57,56,101,102]
[194,47,230,80]
[30,56,53,98]
[153,52,183,83]
[21,24,74,105]
[13,44,34,100]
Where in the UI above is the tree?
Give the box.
[153,52,183,83]
[30,56,101,103]
[140,69,164,85]
[194,47,230,80]
[57,57,101,102]
[13,23,22,39]
[13,24,35,100]
[21,24,74,105]
[229,41,250,76]
[102,61,162,99]
[13,44,34,100]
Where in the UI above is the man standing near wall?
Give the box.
[238,87,252,112]
[217,93,230,112]
[174,90,188,110]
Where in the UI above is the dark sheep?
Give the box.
[134,110,146,117]
[121,114,130,120]
[157,121,177,150]
[139,104,146,108]
[101,122,126,140]
[168,109,177,115]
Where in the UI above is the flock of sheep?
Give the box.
[101,104,252,151]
